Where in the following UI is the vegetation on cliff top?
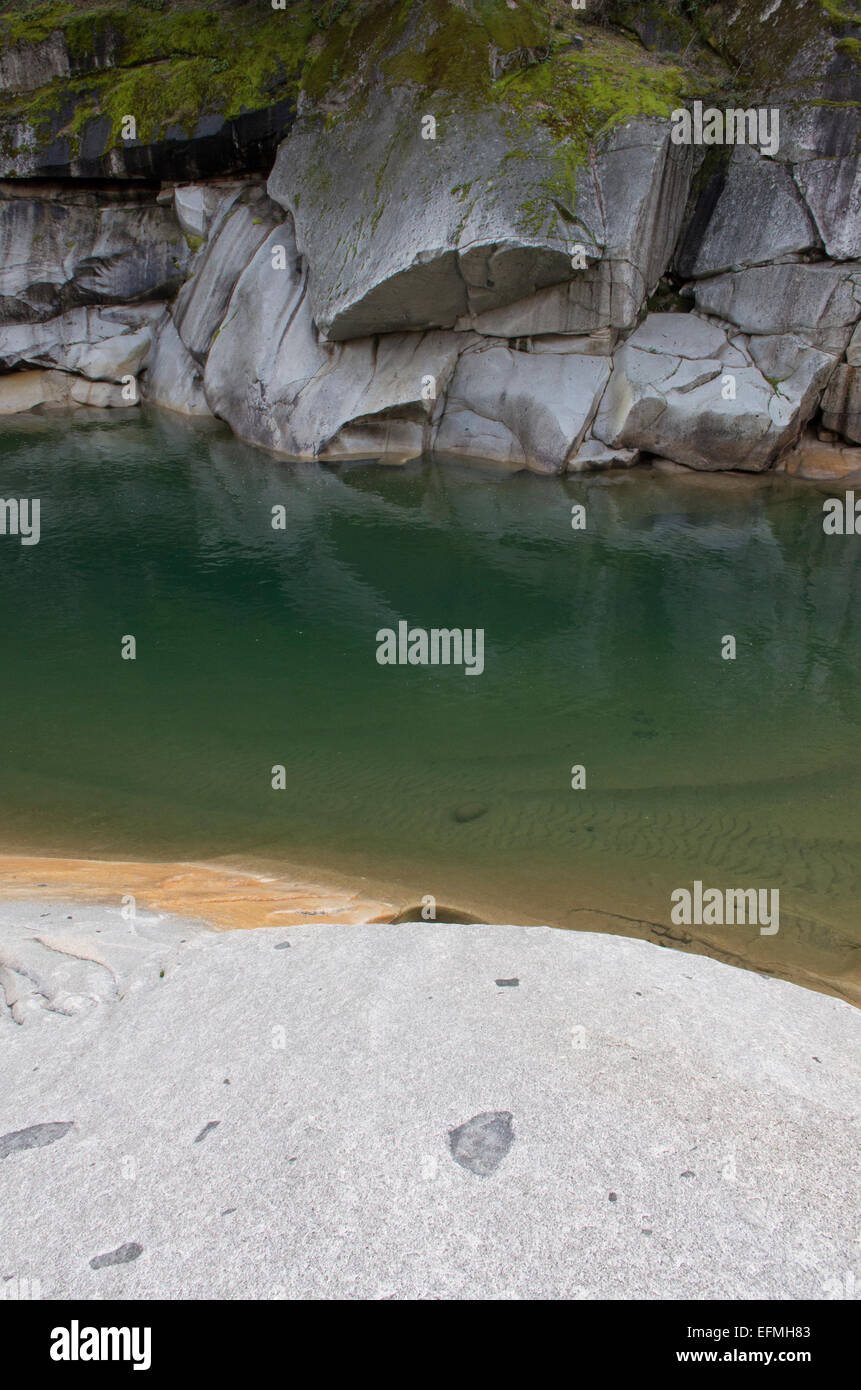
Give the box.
[0,0,855,170]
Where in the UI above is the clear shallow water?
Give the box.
[1,409,860,999]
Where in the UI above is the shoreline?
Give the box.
[1,851,858,1008]
[0,853,398,932]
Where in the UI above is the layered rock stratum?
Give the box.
[1,0,861,473]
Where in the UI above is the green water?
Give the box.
[1,408,860,998]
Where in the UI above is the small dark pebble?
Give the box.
[813,1056,821,1063]
[495,978,519,988]
[680,1170,695,1178]
[274,941,291,950]
[194,1121,220,1144]
[608,1193,618,1202]
[89,1242,143,1270]
[221,1208,236,1216]
[452,803,488,824]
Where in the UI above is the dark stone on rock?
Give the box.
[193,1121,220,1143]
[89,1242,143,1270]
[448,1111,514,1176]
[274,941,291,950]
[0,1121,74,1158]
[452,803,488,824]
[495,978,519,987]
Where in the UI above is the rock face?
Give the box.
[592,312,838,472]
[692,263,861,353]
[676,146,820,279]
[434,343,611,473]
[268,92,583,342]
[204,219,463,460]
[0,184,190,324]
[822,366,861,445]
[1,0,860,473]
[172,190,279,361]
[269,101,692,343]
[145,315,211,418]
[0,5,299,180]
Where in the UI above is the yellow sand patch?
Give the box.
[0,855,396,931]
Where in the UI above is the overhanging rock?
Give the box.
[268,90,693,342]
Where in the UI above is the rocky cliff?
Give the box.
[1,0,860,475]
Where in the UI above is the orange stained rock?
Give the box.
[0,855,396,931]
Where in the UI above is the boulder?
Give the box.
[0,187,190,325]
[821,365,861,445]
[144,315,211,418]
[592,314,834,471]
[205,219,461,459]
[62,328,151,382]
[567,439,640,473]
[0,306,155,373]
[0,368,70,413]
[172,195,281,362]
[676,146,819,279]
[777,434,861,482]
[433,344,611,474]
[692,263,861,354]
[268,90,692,341]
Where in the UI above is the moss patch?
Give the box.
[1,0,848,172]
[0,0,319,155]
